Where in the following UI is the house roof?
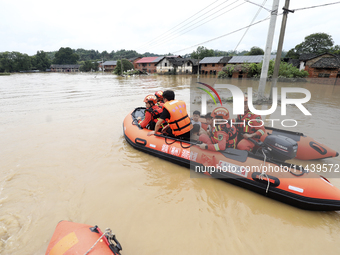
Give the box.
[287,58,300,68]
[186,58,199,66]
[220,56,232,64]
[299,53,336,61]
[228,55,276,63]
[311,57,340,68]
[168,58,186,66]
[136,57,164,63]
[199,57,223,64]
[165,55,182,58]
[50,64,80,68]
[103,61,117,66]
[128,57,142,62]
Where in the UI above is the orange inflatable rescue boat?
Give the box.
[124,107,340,211]
[45,221,122,255]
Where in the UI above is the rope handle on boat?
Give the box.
[84,228,122,255]
[154,133,202,148]
[259,149,270,194]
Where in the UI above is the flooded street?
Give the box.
[1,73,340,255]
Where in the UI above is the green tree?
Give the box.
[299,33,334,54]
[114,59,134,75]
[32,50,51,71]
[0,51,32,72]
[190,46,214,59]
[245,46,264,55]
[287,33,335,59]
[53,47,79,64]
[221,64,234,77]
[79,60,99,72]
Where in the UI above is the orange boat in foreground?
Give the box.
[124,108,340,211]
[45,221,122,255]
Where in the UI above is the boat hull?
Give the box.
[124,108,340,211]
[45,221,120,255]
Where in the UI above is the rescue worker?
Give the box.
[198,107,237,151]
[155,90,164,105]
[147,90,191,140]
[137,94,165,130]
[235,95,265,151]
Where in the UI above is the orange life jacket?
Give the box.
[163,100,191,136]
[236,110,265,137]
[146,104,163,123]
[212,123,238,149]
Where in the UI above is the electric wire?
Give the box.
[244,0,271,12]
[292,1,340,11]
[172,15,271,54]
[145,0,246,51]
[234,0,267,51]
[139,0,340,56]
[144,0,240,48]
[136,0,222,51]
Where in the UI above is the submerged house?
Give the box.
[135,57,164,74]
[299,53,340,85]
[199,57,232,75]
[156,56,198,74]
[101,61,117,72]
[50,64,80,72]
[128,57,143,69]
[227,55,276,78]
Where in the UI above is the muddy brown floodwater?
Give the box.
[1,73,340,255]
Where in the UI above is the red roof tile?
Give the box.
[136,57,160,63]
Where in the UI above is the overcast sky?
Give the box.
[1,0,339,56]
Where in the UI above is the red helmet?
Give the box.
[144,94,157,105]
[211,107,229,120]
[155,90,163,100]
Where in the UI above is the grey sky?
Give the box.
[1,0,339,56]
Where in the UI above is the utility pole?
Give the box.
[270,0,294,100]
[197,58,200,80]
[257,0,280,101]
[120,56,123,76]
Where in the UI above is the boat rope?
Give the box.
[259,149,270,193]
[84,228,113,255]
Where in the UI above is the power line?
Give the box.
[139,0,239,51]
[145,0,246,52]
[244,0,271,12]
[293,1,340,11]
[136,0,221,51]
[172,15,271,54]
[234,0,268,51]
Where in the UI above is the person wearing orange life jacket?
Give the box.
[198,107,238,151]
[137,95,166,130]
[235,95,266,151]
[147,90,191,140]
[155,90,164,105]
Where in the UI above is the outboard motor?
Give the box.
[262,135,298,161]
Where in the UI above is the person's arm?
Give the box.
[147,118,164,136]
[243,116,265,139]
[139,111,152,128]
[148,108,169,136]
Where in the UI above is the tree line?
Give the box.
[1,32,339,73]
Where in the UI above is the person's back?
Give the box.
[147,90,191,140]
